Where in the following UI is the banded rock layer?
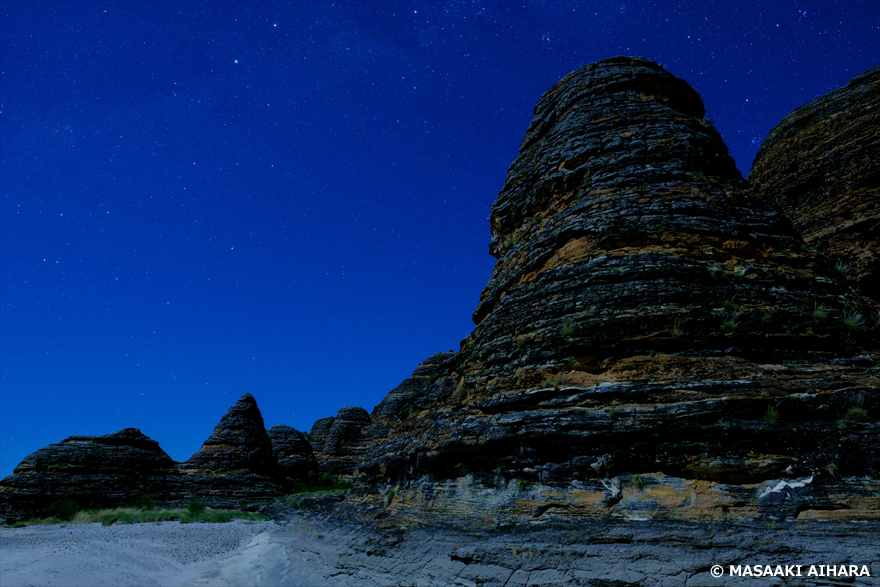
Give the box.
[750,65,880,301]
[2,57,877,528]
[357,57,879,523]
[0,429,177,516]
[0,394,316,521]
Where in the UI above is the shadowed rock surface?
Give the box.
[0,429,176,517]
[181,393,276,476]
[750,65,880,302]
[355,57,879,523]
[315,407,372,476]
[308,416,336,455]
[2,58,877,565]
[170,392,281,506]
[1,395,292,520]
[267,424,319,483]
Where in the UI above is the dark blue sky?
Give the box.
[1,0,877,477]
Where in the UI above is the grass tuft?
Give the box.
[669,318,684,339]
[841,308,864,330]
[812,302,830,321]
[763,404,780,426]
[841,393,869,422]
[10,506,267,528]
[630,474,645,491]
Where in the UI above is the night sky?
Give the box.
[1,1,877,477]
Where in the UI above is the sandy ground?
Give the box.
[3,516,878,586]
[0,519,283,587]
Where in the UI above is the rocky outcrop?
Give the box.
[171,392,280,505]
[314,407,372,476]
[750,65,880,302]
[308,417,336,455]
[2,57,877,533]
[0,429,176,519]
[355,57,879,523]
[0,394,293,521]
[267,424,319,483]
[180,393,276,477]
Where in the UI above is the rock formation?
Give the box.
[354,57,879,524]
[2,58,877,531]
[0,429,176,518]
[0,394,300,521]
[180,393,276,476]
[750,65,880,302]
[267,424,319,483]
[308,416,336,455]
[312,407,372,476]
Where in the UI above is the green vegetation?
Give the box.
[697,117,713,127]
[187,499,206,516]
[720,316,738,333]
[422,372,439,388]
[287,470,353,496]
[842,308,864,330]
[560,321,576,338]
[629,473,645,491]
[383,487,397,508]
[811,302,830,321]
[515,477,528,492]
[834,261,849,278]
[763,404,780,426]
[49,497,79,521]
[669,318,684,339]
[133,494,156,509]
[841,395,869,422]
[694,170,708,181]
[721,299,736,311]
[11,505,267,527]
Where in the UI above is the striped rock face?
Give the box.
[750,65,880,301]
[359,58,878,524]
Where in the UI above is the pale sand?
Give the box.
[0,519,288,587]
[7,516,877,586]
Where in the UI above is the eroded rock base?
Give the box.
[236,511,880,587]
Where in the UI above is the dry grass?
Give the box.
[11,507,267,527]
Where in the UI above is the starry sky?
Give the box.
[1,0,877,477]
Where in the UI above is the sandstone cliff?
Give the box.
[2,58,877,531]
[310,407,372,476]
[750,65,879,302]
[0,429,176,517]
[0,394,316,521]
[354,57,879,525]
[268,424,319,483]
